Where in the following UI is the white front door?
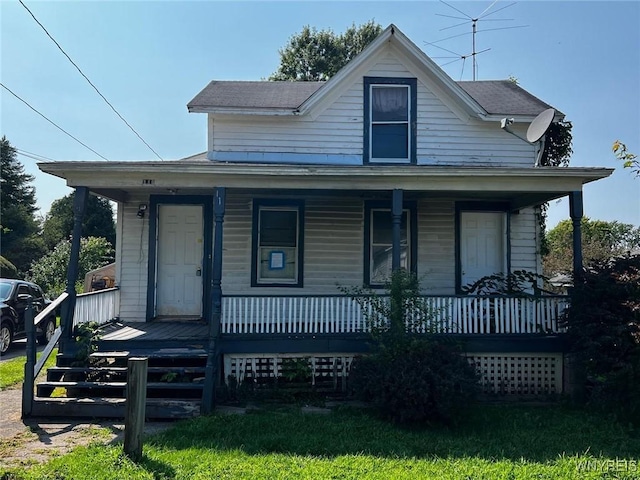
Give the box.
[460,211,506,288]
[156,205,204,317]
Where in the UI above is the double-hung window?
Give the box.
[252,200,304,287]
[364,77,417,164]
[364,202,417,287]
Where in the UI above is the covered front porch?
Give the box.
[32,161,611,414]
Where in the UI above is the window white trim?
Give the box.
[369,84,411,164]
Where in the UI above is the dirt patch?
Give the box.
[0,385,172,471]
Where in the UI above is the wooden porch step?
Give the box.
[31,397,201,419]
[90,349,207,359]
[46,366,206,380]
[37,381,204,392]
[87,350,208,368]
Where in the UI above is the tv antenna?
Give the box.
[426,0,528,80]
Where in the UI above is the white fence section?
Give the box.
[469,353,564,395]
[221,295,568,335]
[73,287,119,328]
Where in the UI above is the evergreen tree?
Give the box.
[0,136,44,273]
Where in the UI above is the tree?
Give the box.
[27,237,114,297]
[269,21,382,81]
[0,136,45,274]
[562,254,640,424]
[613,140,638,177]
[537,120,573,255]
[42,192,116,249]
[543,217,640,276]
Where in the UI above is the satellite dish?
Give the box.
[526,108,555,143]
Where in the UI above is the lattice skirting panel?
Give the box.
[468,353,563,396]
[223,354,354,387]
[224,352,564,396]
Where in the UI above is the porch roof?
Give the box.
[38,161,611,210]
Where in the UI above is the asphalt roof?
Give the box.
[188,81,324,110]
[457,80,559,117]
[188,79,559,116]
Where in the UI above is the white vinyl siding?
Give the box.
[510,207,539,274]
[117,196,151,322]
[223,194,363,295]
[417,199,456,294]
[211,48,536,167]
[114,195,540,320]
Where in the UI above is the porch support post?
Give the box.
[391,189,403,272]
[569,190,584,281]
[60,186,89,348]
[202,187,225,414]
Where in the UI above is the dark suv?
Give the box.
[0,279,57,354]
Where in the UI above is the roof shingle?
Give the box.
[457,80,560,116]
[188,81,324,110]
[188,79,558,117]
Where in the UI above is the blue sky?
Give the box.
[2,1,638,229]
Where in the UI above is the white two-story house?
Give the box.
[36,24,611,416]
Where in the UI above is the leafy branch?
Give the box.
[613,140,639,177]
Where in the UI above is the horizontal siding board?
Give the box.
[211,46,536,167]
[114,195,540,319]
[417,199,456,294]
[510,207,538,273]
[118,198,150,322]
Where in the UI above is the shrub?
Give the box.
[343,270,479,425]
[461,270,548,295]
[27,236,114,297]
[562,254,640,424]
[350,339,478,425]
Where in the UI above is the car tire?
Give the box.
[0,322,13,354]
[38,318,56,345]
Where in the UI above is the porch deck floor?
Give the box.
[100,320,209,341]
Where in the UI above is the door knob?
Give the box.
[196,268,202,277]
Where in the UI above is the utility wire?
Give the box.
[16,148,56,162]
[19,0,164,161]
[1,82,109,161]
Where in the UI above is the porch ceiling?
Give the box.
[39,161,612,210]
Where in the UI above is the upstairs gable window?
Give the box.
[364,77,417,164]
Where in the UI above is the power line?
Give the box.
[19,0,164,161]
[15,148,56,162]
[1,82,109,161]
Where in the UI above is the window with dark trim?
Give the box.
[251,199,304,287]
[364,77,417,164]
[364,201,417,287]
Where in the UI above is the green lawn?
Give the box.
[0,348,58,390]
[4,405,639,479]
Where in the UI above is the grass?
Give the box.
[3,405,640,479]
[0,348,58,390]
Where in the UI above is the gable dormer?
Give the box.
[188,24,561,168]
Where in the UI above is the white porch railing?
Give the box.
[73,287,119,328]
[221,295,568,335]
